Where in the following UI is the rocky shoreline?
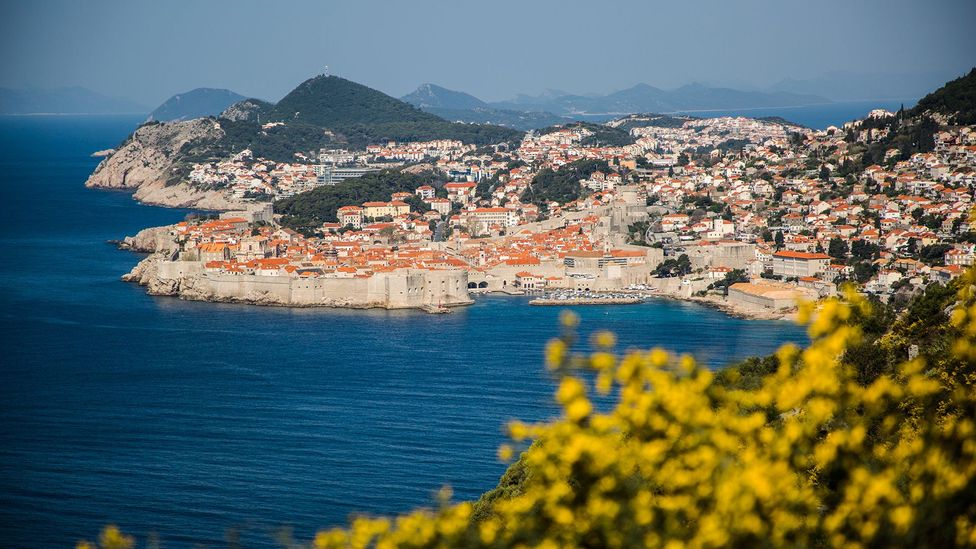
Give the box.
[686,294,798,321]
[114,225,177,253]
[119,246,473,314]
[85,118,246,211]
[110,225,798,321]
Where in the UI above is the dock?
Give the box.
[527,290,645,306]
[529,297,643,306]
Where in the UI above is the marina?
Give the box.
[528,290,647,306]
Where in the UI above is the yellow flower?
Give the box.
[593,330,616,348]
[90,264,976,548]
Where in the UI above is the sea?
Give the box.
[0,113,824,547]
[673,98,919,129]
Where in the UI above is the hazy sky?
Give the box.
[1,0,973,106]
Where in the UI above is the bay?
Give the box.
[674,98,919,129]
[0,115,808,547]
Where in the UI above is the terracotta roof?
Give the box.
[773,251,831,260]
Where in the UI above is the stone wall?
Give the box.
[685,242,756,270]
[727,282,816,310]
[143,258,471,310]
[198,269,471,308]
[475,256,663,293]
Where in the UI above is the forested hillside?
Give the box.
[536,121,635,146]
[267,76,522,147]
[523,159,611,206]
[274,169,442,233]
[842,67,975,171]
[911,67,976,125]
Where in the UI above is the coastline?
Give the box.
[529,296,643,306]
[111,225,801,321]
[83,116,248,211]
[88,178,246,211]
[442,285,801,322]
[120,248,475,314]
[685,293,798,322]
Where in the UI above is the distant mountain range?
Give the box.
[490,83,829,114]
[422,106,574,131]
[148,88,246,122]
[398,83,575,130]
[400,82,830,130]
[401,83,487,110]
[0,86,148,115]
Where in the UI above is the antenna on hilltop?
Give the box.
[323,65,330,77]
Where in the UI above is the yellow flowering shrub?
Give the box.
[81,268,976,548]
[76,525,133,549]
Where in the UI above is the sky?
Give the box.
[1,0,974,107]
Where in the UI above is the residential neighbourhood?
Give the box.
[153,109,975,315]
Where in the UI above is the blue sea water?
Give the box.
[0,115,809,548]
[675,98,919,129]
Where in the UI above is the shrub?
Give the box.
[81,269,976,548]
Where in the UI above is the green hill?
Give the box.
[271,75,436,127]
[911,67,976,125]
[536,121,635,147]
[843,68,974,170]
[423,106,572,131]
[267,75,522,147]
[148,88,245,122]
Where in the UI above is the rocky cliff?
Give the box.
[85,119,245,210]
[122,253,222,301]
[117,225,177,253]
[220,98,272,122]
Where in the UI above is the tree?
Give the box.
[853,260,877,283]
[919,243,953,265]
[653,254,692,277]
[715,269,749,296]
[907,237,919,256]
[920,213,945,231]
[851,239,880,261]
[523,159,609,207]
[774,230,785,250]
[377,225,402,244]
[819,165,831,181]
[626,221,650,246]
[274,169,441,234]
[675,253,691,275]
[89,271,976,547]
[828,237,849,260]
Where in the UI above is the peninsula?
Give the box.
[92,69,976,315]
